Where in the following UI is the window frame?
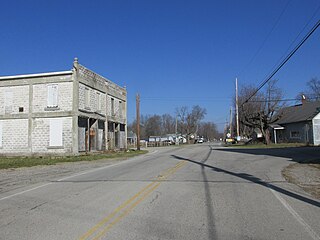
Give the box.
[47,84,59,108]
[290,130,300,139]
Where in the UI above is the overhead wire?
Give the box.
[238,0,291,77]
[262,3,320,83]
[241,18,320,106]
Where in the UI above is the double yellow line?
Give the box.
[79,160,187,240]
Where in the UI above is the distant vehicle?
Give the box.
[197,137,204,143]
[225,138,235,144]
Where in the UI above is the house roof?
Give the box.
[276,101,320,124]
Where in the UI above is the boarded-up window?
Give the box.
[85,88,90,108]
[111,98,115,116]
[49,119,63,146]
[47,85,58,107]
[0,122,2,148]
[97,92,101,111]
[4,91,13,114]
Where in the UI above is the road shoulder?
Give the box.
[282,162,320,200]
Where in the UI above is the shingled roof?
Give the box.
[276,101,320,124]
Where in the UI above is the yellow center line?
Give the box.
[79,160,187,240]
[92,182,162,240]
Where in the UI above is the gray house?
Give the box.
[272,101,320,145]
[0,58,127,155]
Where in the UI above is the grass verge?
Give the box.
[0,150,148,170]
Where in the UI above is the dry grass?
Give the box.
[0,150,148,169]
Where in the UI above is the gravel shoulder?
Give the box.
[0,158,130,195]
[282,162,320,199]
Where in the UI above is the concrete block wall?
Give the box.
[33,82,73,113]
[79,83,106,115]
[32,117,73,154]
[0,119,29,153]
[0,86,30,114]
[107,95,121,118]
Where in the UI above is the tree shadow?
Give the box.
[171,154,320,208]
[215,146,320,164]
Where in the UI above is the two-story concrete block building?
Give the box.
[0,58,127,155]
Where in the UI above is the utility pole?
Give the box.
[236,78,240,138]
[229,106,233,138]
[136,93,140,150]
[175,116,179,145]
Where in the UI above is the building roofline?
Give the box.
[0,70,73,80]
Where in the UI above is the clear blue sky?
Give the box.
[1,0,320,131]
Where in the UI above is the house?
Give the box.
[272,100,320,145]
[0,58,127,155]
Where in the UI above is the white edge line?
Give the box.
[0,153,151,202]
[0,183,52,201]
[269,188,320,240]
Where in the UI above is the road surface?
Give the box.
[1,144,320,240]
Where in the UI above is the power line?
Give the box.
[266,3,320,80]
[238,0,291,77]
[242,18,320,106]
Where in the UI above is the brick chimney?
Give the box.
[301,94,307,105]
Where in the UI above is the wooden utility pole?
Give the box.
[236,78,240,138]
[229,106,233,138]
[136,94,141,150]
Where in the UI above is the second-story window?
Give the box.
[111,98,115,116]
[97,92,101,112]
[4,91,13,114]
[47,85,58,108]
[85,88,90,109]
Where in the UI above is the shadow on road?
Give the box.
[215,146,320,164]
[171,153,320,209]
[200,146,217,239]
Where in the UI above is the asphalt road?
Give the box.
[1,144,320,240]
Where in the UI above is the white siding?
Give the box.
[313,113,320,145]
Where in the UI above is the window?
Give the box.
[290,131,300,139]
[119,101,122,117]
[47,85,58,108]
[49,119,63,147]
[4,91,13,114]
[97,92,101,111]
[111,98,115,116]
[85,88,90,109]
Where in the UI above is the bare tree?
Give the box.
[302,77,320,101]
[161,114,176,135]
[239,80,284,144]
[198,122,219,141]
[144,114,162,138]
[176,105,206,142]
